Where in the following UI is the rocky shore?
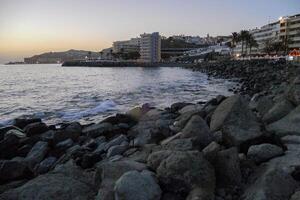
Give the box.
[1,60,300,200]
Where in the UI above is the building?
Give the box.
[140,32,161,63]
[279,14,300,51]
[113,38,141,53]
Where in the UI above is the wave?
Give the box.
[61,100,117,121]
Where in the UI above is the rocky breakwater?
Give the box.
[1,77,300,200]
[189,60,298,96]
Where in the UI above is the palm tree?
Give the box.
[247,35,258,55]
[231,32,239,48]
[239,30,250,56]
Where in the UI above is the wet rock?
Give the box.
[247,143,284,164]
[5,129,26,139]
[156,151,215,196]
[215,147,241,186]
[24,122,49,137]
[210,95,263,147]
[281,135,300,144]
[180,115,213,149]
[170,102,193,113]
[241,167,298,200]
[25,141,49,170]
[0,160,30,183]
[13,118,42,129]
[114,170,162,200]
[267,105,300,137]
[82,122,113,138]
[178,104,203,115]
[249,95,274,116]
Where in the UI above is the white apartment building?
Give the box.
[113,37,141,53]
[279,14,300,51]
[140,32,161,63]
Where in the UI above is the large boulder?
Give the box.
[156,151,215,197]
[287,76,300,105]
[129,109,176,146]
[247,144,284,164]
[23,122,49,137]
[82,122,113,138]
[262,99,294,124]
[147,150,172,170]
[241,167,298,200]
[266,105,300,137]
[0,161,96,200]
[25,141,49,170]
[114,170,162,200]
[95,160,147,200]
[0,134,19,159]
[210,95,263,147]
[215,147,242,186]
[180,115,213,149]
[13,118,42,129]
[0,160,30,183]
[34,157,57,175]
[52,122,81,143]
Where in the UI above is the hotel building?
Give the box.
[113,38,141,53]
[279,14,300,51]
[140,32,161,63]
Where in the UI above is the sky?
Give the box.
[0,0,299,63]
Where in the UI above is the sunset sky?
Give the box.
[0,0,299,63]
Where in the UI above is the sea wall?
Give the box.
[1,60,300,200]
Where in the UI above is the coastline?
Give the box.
[1,60,300,199]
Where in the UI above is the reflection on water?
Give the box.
[0,64,235,125]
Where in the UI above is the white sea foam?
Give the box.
[61,100,117,121]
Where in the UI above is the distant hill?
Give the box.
[24,49,99,64]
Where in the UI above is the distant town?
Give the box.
[13,13,300,65]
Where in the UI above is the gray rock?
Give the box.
[210,95,263,147]
[55,138,74,152]
[178,104,203,115]
[129,109,175,147]
[247,144,284,164]
[267,105,300,137]
[13,118,42,129]
[127,144,162,163]
[104,135,128,151]
[114,170,162,200]
[25,141,49,170]
[147,150,172,170]
[281,135,300,144]
[23,122,49,137]
[107,143,129,158]
[82,122,113,138]
[215,147,241,186]
[5,129,26,139]
[95,160,147,200]
[287,76,300,105]
[262,99,295,124]
[162,138,194,151]
[156,151,215,196]
[0,160,29,183]
[241,167,298,200]
[290,191,300,200]
[53,122,81,143]
[180,115,213,149]
[249,95,274,116]
[0,164,96,200]
[0,134,19,159]
[34,157,57,175]
[202,141,222,164]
